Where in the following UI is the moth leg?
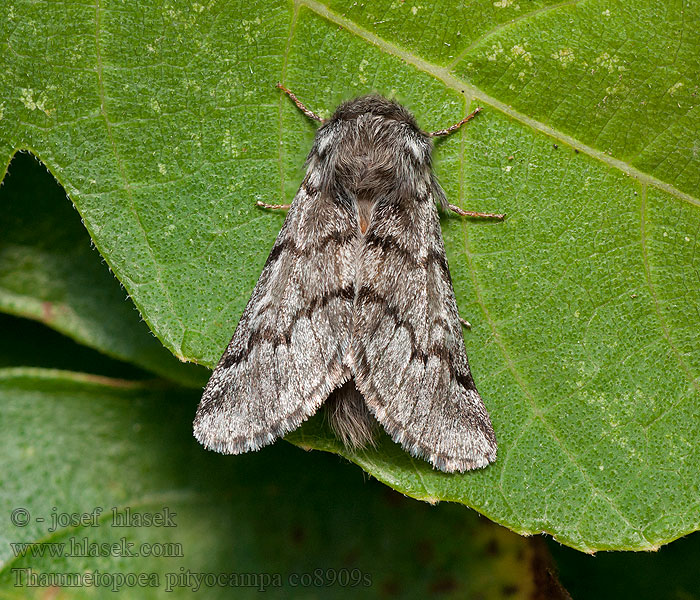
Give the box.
[256,201,291,210]
[458,316,472,329]
[276,83,324,123]
[448,204,505,220]
[429,106,481,137]
[432,107,505,220]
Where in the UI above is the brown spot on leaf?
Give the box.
[40,586,60,600]
[342,549,360,566]
[291,525,305,545]
[485,537,500,556]
[381,578,401,597]
[42,301,54,322]
[429,576,458,594]
[382,488,405,507]
[416,539,434,565]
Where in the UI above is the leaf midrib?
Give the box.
[300,0,700,209]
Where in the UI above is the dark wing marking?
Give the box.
[350,195,497,472]
[194,179,357,454]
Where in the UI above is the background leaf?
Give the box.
[0,366,558,599]
[1,0,699,552]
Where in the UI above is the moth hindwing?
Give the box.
[194,88,503,473]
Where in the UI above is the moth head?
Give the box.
[329,94,420,127]
[308,95,435,197]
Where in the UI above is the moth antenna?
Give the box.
[429,106,481,137]
[276,83,324,123]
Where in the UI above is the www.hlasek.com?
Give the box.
[10,538,183,559]
[12,568,373,592]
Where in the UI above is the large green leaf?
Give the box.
[0,368,556,599]
[1,0,699,552]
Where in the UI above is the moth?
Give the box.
[194,85,503,473]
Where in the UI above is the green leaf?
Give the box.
[1,0,699,551]
[0,153,207,387]
[0,368,553,599]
